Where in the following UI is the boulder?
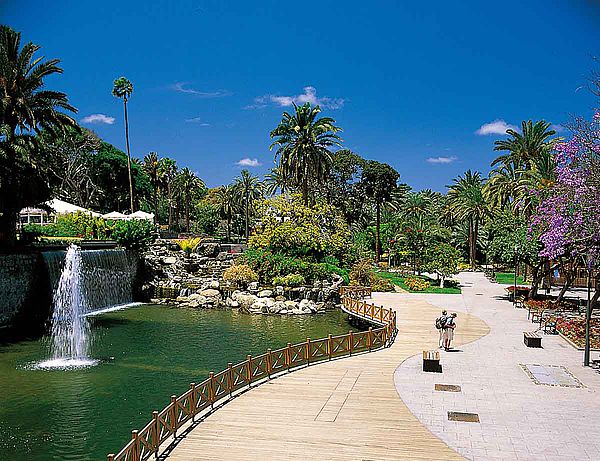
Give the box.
[258,289,273,298]
[275,285,284,296]
[225,297,239,308]
[247,282,259,292]
[232,291,258,310]
[163,256,177,265]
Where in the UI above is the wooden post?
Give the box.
[209,372,215,409]
[367,327,373,351]
[131,430,139,461]
[306,338,311,365]
[227,363,233,397]
[285,343,292,370]
[152,411,159,458]
[349,330,354,356]
[170,395,178,438]
[379,306,384,323]
[246,355,252,387]
[328,334,333,360]
[107,455,114,461]
[189,383,196,420]
[266,349,272,377]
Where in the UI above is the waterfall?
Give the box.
[38,245,137,369]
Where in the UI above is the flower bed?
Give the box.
[556,317,600,349]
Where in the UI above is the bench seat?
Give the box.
[423,350,442,372]
[524,331,542,348]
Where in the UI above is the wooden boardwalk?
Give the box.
[167,293,489,461]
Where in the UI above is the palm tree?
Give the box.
[112,76,135,213]
[269,103,342,205]
[263,166,288,196]
[143,152,161,221]
[492,120,556,169]
[158,158,177,231]
[174,168,205,232]
[0,26,77,245]
[446,170,488,268]
[214,185,238,241]
[234,169,262,242]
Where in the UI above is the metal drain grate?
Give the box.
[448,411,480,422]
[435,384,461,392]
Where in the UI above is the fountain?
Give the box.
[39,245,96,368]
[37,245,138,369]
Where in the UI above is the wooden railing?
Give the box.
[107,286,396,461]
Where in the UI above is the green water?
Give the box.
[0,305,356,461]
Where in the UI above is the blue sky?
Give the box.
[3,0,600,191]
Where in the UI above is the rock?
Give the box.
[232,292,258,310]
[258,289,273,298]
[208,280,220,289]
[198,242,220,257]
[284,300,297,309]
[275,295,286,302]
[199,288,220,298]
[275,285,284,296]
[176,296,190,302]
[163,256,177,265]
[225,297,239,308]
[247,282,259,292]
[216,251,228,261]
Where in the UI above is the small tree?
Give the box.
[425,243,460,288]
[361,161,400,263]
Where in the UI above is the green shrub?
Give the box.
[371,277,395,292]
[349,259,376,286]
[272,273,306,287]
[112,219,156,251]
[404,275,430,291]
[223,264,258,288]
[22,212,113,239]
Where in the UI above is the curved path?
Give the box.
[396,273,600,461]
[167,293,488,461]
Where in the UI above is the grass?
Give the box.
[377,271,461,294]
[495,271,525,285]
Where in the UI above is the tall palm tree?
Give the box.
[492,120,556,169]
[269,103,342,205]
[214,185,238,241]
[234,169,262,242]
[112,76,135,213]
[143,152,161,221]
[0,26,77,245]
[263,166,288,196]
[446,170,488,268]
[174,168,205,232]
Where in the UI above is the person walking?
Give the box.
[435,310,448,348]
[442,313,457,351]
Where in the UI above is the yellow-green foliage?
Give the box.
[371,277,395,292]
[249,194,350,260]
[176,237,202,255]
[404,275,430,291]
[223,264,258,288]
[349,259,376,286]
[272,273,306,287]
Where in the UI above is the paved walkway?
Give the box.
[167,294,488,460]
[395,272,600,461]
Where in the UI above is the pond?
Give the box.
[0,305,357,460]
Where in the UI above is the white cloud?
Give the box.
[81,113,115,125]
[475,119,518,135]
[426,156,458,164]
[185,116,211,126]
[171,82,232,98]
[247,86,345,110]
[236,158,261,167]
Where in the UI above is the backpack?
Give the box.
[435,316,446,330]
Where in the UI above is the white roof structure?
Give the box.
[129,210,155,220]
[47,199,102,217]
[102,211,129,220]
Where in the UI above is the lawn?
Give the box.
[377,271,461,294]
[495,271,525,285]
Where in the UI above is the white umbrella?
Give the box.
[129,210,155,220]
[46,199,102,217]
[102,211,129,220]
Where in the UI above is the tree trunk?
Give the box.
[0,210,17,247]
[556,269,574,305]
[245,192,249,243]
[123,98,135,214]
[167,183,173,232]
[302,179,309,207]
[471,219,479,268]
[226,217,231,242]
[185,199,190,232]
[374,202,381,264]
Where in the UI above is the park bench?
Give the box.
[515,295,525,309]
[423,350,442,372]
[524,331,542,348]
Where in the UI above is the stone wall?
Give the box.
[0,252,50,329]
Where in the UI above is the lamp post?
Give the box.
[584,253,594,367]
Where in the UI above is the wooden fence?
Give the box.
[107,287,396,461]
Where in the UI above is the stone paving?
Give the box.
[394,272,600,461]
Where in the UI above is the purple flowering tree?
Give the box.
[531,111,600,308]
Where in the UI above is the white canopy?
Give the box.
[20,199,101,217]
[129,210,155,220]
[102,211,129,220]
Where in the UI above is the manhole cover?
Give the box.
[435,384,461,392]
[520,364,584,388]
[448,411,479,422]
